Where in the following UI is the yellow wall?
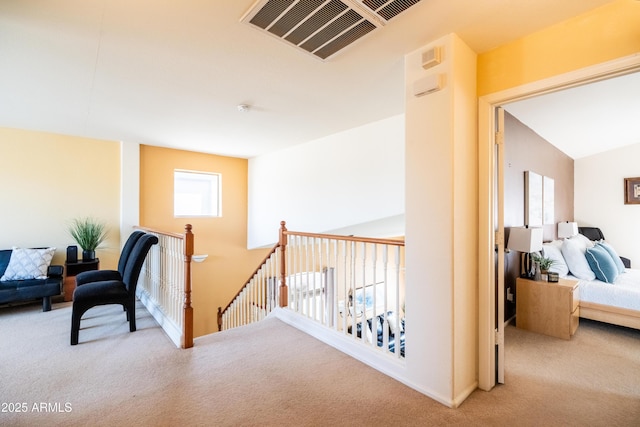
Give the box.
[0,127,121,270]
[139,145,270,337]
[478,0,640,96]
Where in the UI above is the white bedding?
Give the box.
[288,271,326,291]
[573,268,640,312]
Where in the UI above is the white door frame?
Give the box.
[478,53,640,391]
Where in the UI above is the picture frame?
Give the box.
[525,171,543,226]
[524,171,555,226]
[543,176,555,225]
[624,177,640,205]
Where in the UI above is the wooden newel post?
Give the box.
[279,221,288,308]
[217,307,222,332]
[183,224,194,349]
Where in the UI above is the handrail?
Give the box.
[136,226,185,239]
[225,243,279,311]
[283,229,405,247]
[218,242,280,320]
[135,224,194,349]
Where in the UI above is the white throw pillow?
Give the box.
[547,239,564,249]
[571,233,595,249]
[0,247,55,281]
[542,243,569,277]
[386,311,401,333]
[561,238,596,281]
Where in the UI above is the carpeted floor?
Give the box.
[1,300,639,426]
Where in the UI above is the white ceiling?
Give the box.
[0,0,619,158]
[504,71,640,159]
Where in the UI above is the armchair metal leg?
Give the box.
[128,302,136,332]
[70,310,81,345]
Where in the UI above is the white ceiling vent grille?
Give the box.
[362,0,422,21]
[241,0,422,60]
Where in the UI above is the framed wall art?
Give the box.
[525,171,543,226]
[624,177,640,205]
[525,171,554,226]
[543,176,555,225]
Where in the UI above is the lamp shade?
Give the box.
[558,221,578,238]
[507,227,543,253]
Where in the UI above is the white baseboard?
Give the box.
[137,289,182,348]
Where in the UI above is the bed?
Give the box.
[541,227,640,330]
[577,269,640,330]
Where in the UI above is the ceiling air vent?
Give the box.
[361,0,423,21]
[241,0,422,60]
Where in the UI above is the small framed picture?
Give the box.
[624,177,640,204]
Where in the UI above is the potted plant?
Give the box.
[531,253,555,281]
[69,217,107,261]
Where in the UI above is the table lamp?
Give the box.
[558,221,578,239]
[507,226,543,278]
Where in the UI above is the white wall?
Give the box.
[575,143,640,265]
[404,34,477,407]
[247,115,405,248]
[120,141,140,248]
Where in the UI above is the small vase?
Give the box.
[82,250,95,262]
[534,263,542,281]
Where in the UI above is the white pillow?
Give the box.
[546,239,564,249]
[0,247,55,281]
[542,243,569,277]
[561,238,596,281]
[386,311,402,333]
[571,233,595,249]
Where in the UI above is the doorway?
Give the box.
[478,53,640,391]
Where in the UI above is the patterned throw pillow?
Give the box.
[0,247,55,281]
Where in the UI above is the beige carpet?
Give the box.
[1,301,639,426]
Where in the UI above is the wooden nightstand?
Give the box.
[63,259,99,302]
[516,277,579,340]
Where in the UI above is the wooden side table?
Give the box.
[516,277,579,340]
[63,259,99,302]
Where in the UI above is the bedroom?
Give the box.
[500,69,640,341]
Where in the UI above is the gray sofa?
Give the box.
[0,248,63,311]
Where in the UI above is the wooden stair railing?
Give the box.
[136,224,194,349]
[218,221,292,331]
[219,221,405,359]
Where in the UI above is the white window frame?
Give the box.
[173,169,221,218]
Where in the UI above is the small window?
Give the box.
[174,170,221,217]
